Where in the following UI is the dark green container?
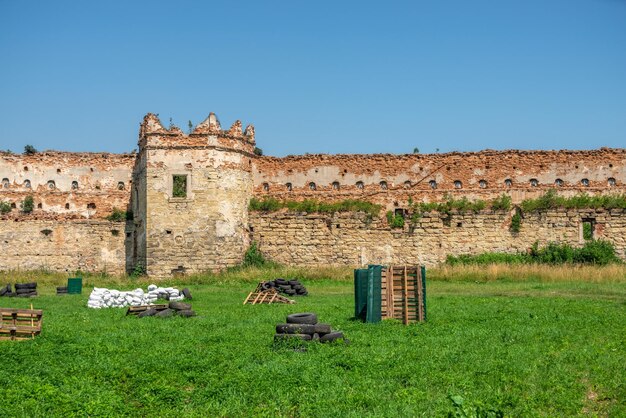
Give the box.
[354,269,369,320]
[353,265,383,323]
[67,277,83,294]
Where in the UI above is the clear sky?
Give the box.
[0,0,624,156]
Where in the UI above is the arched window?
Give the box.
[47,180,56,190]
[530,179,538,187]
[356,181,364,190]
[454,180,462,189]
[555,178,563,187]
[332,181,340,190]
[23,179,31,188]
[479,180,487,189]
[71,181,79,190]
[262,182,269,191]
[285,182,292,191]
[608,177,616,187]
[379,181,388,190]
[429,180,437,189]
[65,203,70,209]
[308,182,316,191]
[581,178,589,187]
[404,180,411,189]
[1,178,9,188]
[504,179,512,187]
[117,182,125,190]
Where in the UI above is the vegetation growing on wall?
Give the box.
[386,210,405,228]
[446,240,621,266]
[249,198,381,216]
[106,208,132,222]
[510,212,521,233]
[21,195,34,213]
[520,189,626,212]
[0,201,11,215]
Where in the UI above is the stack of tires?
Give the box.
[261,279,308,296]
[274,313,347,343]
[14,282,38,298]
[0,284,14,297]
[57,286,68,295]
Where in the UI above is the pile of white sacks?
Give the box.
[87,284,184,309]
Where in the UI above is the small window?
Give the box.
[555,178,563,187]
[37,203,42,209]
[262,182,269,192]
[71,181,79,190]
[608,177,616,187]
[87,203,96,209]
[404,181,412,189]
[581,178,589,187]
[1,178,9,188]
[308,182,316,191]
[117,182,125,190]
[379,181,388,190]
[23,166,28,171]
[332,181,340,190]
[530,179,538,187]
[479,180,487,189]
[23,179,31,188]
[172,175,187,198]
[65,203,70,209]
[429,180,437,189]
[356,181,364,190]
[56,168,61,174]
[286,182,292,191]
[504,179,512,187]
[47,180,56,190]
[454,180,462,189]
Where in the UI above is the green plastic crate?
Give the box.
[67,277,83,294]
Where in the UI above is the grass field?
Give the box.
[0,270,624,417]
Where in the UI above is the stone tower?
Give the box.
[131,113,256,277]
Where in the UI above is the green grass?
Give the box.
[0,274,624,417]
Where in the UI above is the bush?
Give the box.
[510,213,521,233]
[386,211,405,229]
[253,147,263,156]
[0,201,11,214]
[106,208,129,222]
[490,194,512,211]
[249,198,381,216]
[242,241,269,268]
[23,145,37,155]
[21,195,34,213]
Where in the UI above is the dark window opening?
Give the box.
[10,203,16,209]
[37,203,42,209]
[356,181,364,190]
[308,182,316,191]
[23,166,28,171]
[555,178,563,187]
[456,222,463,228]
[71,181,78,190]
[332,181,340,190]
[286,183,292,191]
[41,229,52,236]
[166,230,172,234]
[111,230,120,236]
[454,180,462,189]
[87,203,96,209]
[262,182,269,191]
[172,175,187,198]
[24,180,31,188]
[504,179,512,187]
[608,177,616,186]
[47,180,55,190]
[429,180,437,189]
[581,178,589,187]
[1,178,9,188]
[65,203,70,209]
[56,168,61,174]
[530,178,538,187]
[380,181,388,190]
[404,181,412,189]
[479,180,487,189]
[117,182,125,190]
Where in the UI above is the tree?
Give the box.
[188,120,193,134]
[413,147,419,154]
[253,147,263,156]
[24,145,37,155]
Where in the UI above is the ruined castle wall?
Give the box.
[0,219,130,274]
[0,152,134,218]
[253,149,626,210]
[249,208,626,267]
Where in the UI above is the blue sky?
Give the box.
[0,0,624,156]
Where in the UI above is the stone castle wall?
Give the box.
[250,208,626,267]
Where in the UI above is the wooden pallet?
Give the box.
[125,304,169,316]
[381,266,425,324]
[0,307,43,341]
[243,288,294,305]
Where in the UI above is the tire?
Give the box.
[57,286,68,292]
[0,287,7,297]
[181,288,193,300]
[169,301,192,311]
[275,278,288,285]
[292,285,304,290]
[137,308,157,318]
[260,282,271,291]
[16,288,32,294]
[266,281,276,287]
[286,313,318,325]
[278,284,291,291]
[314,323,332,334]
[177,309,196,317]
[276,323,316,335]
[17,293,31,298]
[155,308,174,318]
[288,280,300,286]
[15,283,36,290]
[320,331,345,343]
[273,333,312,341]
[284,289,296,296]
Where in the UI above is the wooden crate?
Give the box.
[381,266,426,324]
[243,287,294,305]
[0,308,43,341]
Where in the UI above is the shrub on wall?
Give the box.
[249,198,381,216]
[0,201,11,214]
[106,208,131,222]
[510,213,521,233]
[21,195,34,213]
[386,211,405,229]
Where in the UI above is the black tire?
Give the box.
[320,331,345,343]
[284,289,296,296]
[276,323,316,335]
[260,282,272,291]
[267,281,276,287]
[314,323,332,334]
[0,287,7,297]
[273,333,312,341]
[155,308,174,318]
[28,291,38,297]
[138,308,158,318]
[57,286,68,292]
[177,310,196,317]
[286,312,318,325]
[275,278,288,285]
[169,301,192,311]
[17,293,31,298]
[7,292,16,297]
[16,288,32,294]
[292,285,304,290]
[15,282,36,290]
[288,280,300,286]
[278,284,291,291]
[181,288,193,300]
